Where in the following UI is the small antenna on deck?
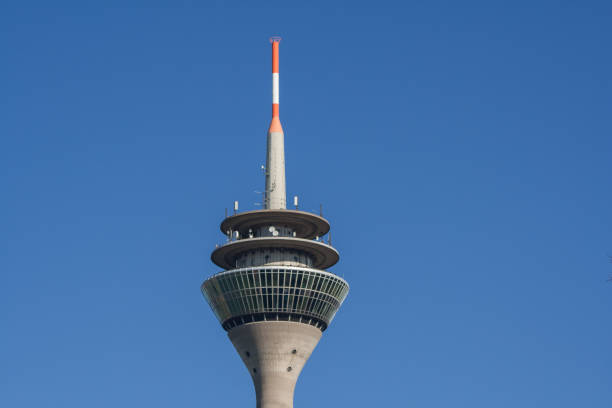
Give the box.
[294,196,299,210]
[234,201,239,214]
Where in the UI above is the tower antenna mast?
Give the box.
[264,36,286,210]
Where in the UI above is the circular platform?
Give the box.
[211,237,339,270]
[220,209,330,240]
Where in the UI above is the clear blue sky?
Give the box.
[1,1,611,407]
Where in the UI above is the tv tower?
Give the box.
[201,38,349,408]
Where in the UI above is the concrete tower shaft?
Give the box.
[265,37,286,209]
[230,322,322,408]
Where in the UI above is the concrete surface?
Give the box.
[229,321,322,408]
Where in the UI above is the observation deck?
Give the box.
[202,208,347,332]
[202,266,349,331]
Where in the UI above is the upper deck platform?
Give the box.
[220,209,330,240]
[211,236,339,270]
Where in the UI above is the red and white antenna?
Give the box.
[265,37,286,209]
[269,36,283,133]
